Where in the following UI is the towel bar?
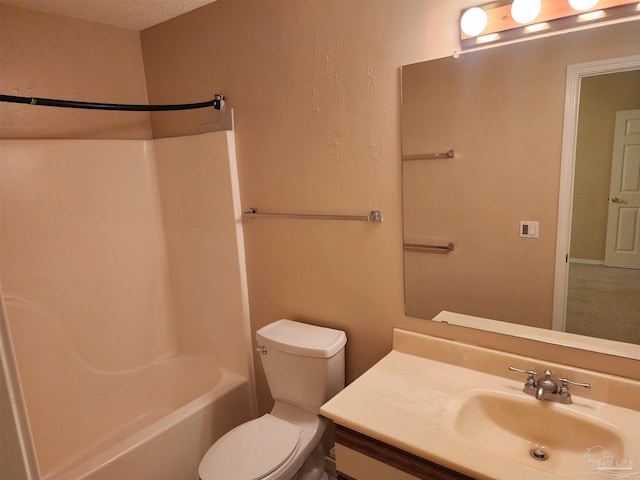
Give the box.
[243,208,383,223]
[403,242,455,252]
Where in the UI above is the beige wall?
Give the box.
[571,70,640,261]
[0,5,151,140]
[140,1,640,413]
[140,0,478,413]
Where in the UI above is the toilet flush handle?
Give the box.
[256,346,267,355]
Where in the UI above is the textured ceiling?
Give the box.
[0,0,218,31]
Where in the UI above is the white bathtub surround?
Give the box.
[0,132,255,480]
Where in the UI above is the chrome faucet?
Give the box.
[508,366,590,404]
[535,370,557,400]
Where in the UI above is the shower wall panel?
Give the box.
[0,140,177,371]
[153,132,252,376]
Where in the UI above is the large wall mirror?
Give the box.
[401,21,640,354]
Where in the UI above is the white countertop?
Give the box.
[320,328,640,480]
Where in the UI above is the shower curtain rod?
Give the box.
[0,93,225,112]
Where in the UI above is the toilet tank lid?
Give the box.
[256,320,347,358]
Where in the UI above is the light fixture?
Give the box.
[460,7,489,36]
[569,0,599,10]
[478,33,501,43]
[459,0,639,49]
[524,21,550,32]
[511,0,542,23]
[578,9,606,19]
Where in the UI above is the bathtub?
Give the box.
[5,296,255,480]
[44,365,254,480]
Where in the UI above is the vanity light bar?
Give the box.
[460,0,640,49]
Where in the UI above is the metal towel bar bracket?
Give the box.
[243,208,383,223]
[403,242,455,252]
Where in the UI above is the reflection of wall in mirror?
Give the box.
[402,22,640,328]
[571,70,640,262]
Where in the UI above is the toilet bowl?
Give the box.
[198,320,346,480]
[198,403,327,480]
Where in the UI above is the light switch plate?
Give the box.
[520,221,539,238]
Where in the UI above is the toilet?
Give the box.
[198,319,347,480]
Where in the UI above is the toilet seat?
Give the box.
[198,414,301,480]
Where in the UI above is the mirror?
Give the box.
[401,22,640,352]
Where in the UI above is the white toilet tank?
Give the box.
[256,319,347,415]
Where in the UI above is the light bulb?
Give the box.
[460,7,488,36]
[511,0,542,24]
[569,0,599,10]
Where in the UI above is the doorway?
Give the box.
[553,56,640,345]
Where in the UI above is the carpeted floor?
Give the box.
[566,263,640,345]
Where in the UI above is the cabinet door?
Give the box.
[335,424,476,480]
[336,443,422,480]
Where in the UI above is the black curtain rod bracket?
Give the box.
[0,93,225,112]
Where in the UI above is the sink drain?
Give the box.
[530,447,549,461]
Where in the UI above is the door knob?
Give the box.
[611,196,626,204]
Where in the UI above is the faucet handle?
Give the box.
[508,366,538,386]
[557,377,591,397]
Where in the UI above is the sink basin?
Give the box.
[455,390,626,476]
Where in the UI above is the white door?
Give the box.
[604,109,640,269]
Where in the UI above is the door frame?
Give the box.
[552,55,640,333]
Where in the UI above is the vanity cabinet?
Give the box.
[334,425,475,480]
